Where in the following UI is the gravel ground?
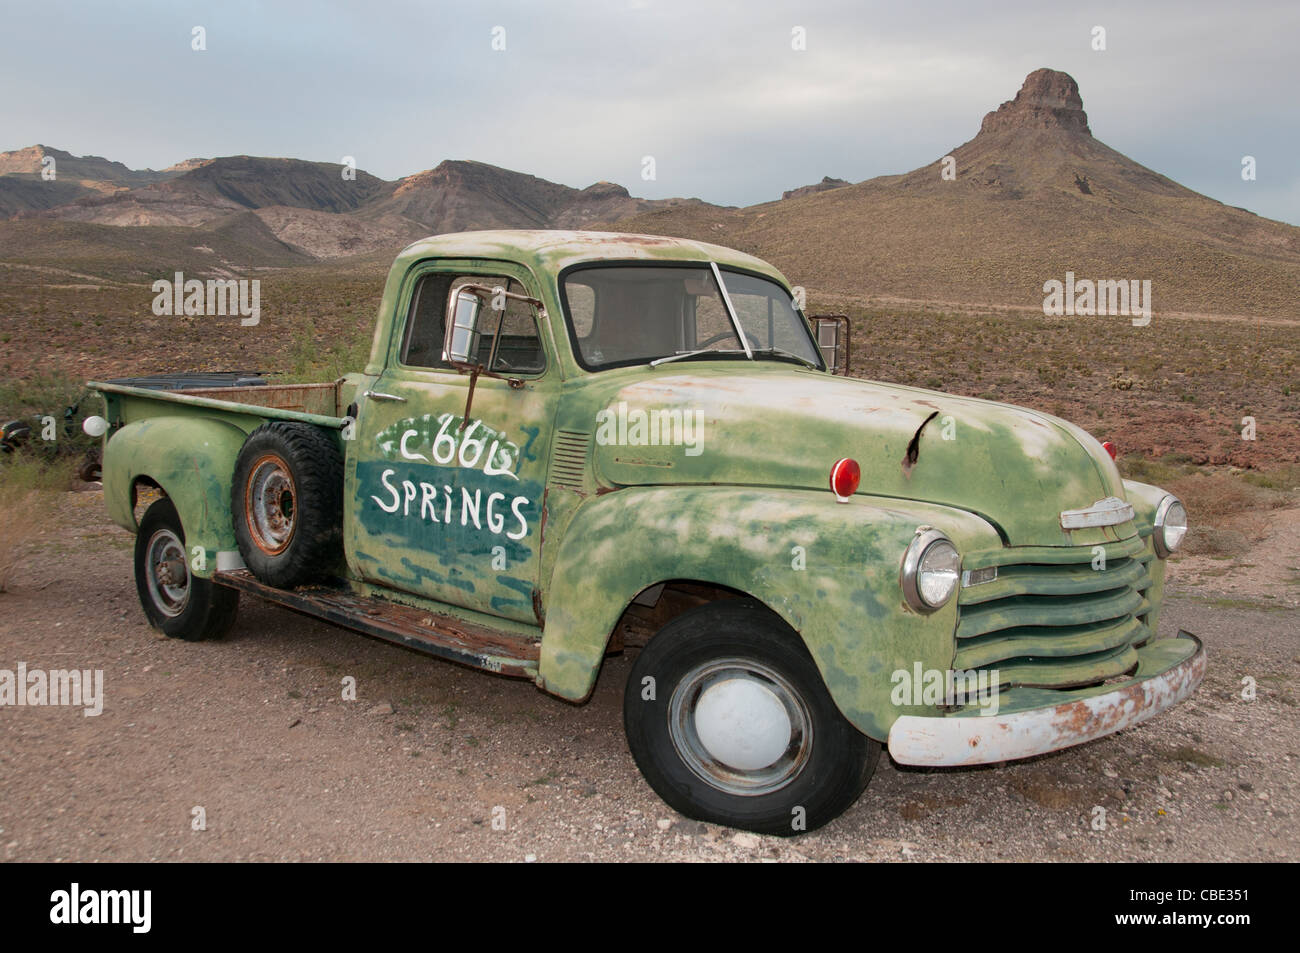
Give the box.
[1,490,1296,862]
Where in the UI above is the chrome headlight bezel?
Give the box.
[1153,495,1188,558]
[901,528,961,613]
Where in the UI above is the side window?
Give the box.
[400,272,544,375]
[399,273,454,368]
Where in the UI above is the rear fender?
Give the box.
[103,416,248,578]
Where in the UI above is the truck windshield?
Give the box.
[560,264,824,371]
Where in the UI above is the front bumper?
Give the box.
[887,631,1205,767]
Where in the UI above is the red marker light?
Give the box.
[830,458,861,502]
[1102,441,1117,460]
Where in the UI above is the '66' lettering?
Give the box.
[394,415,518,479]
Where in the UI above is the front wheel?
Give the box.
[624,599,880,836]
[134,498,239,641]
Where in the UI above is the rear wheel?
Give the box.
[134,497,238,641]
[624,599,880,836]
[231,421,342,589]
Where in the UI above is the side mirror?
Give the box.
[810,313,851,376]
[444,287,486,365]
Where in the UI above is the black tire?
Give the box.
[231,421,342,589]
[78,450,102,483]
[624,599,880,836]
[134,497,239,641]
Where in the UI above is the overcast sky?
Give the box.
[4,0,1298,225]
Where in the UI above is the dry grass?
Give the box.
[0,453,66,591]
[0,256,386,389]
[1167,469,1294,557]
[1117,454,1298,556]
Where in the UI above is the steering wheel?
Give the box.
[698,330,748,348]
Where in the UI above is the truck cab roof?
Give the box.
[393,229,789,284]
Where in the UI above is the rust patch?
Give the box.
[888,634,1206,767]
[901,410,940,478]
[532,588,546,627]
[610,234,682,247]
[180,382,339,416]
[214,569,539,677]
[538,487,548,547]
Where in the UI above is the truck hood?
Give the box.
[577,363,1127,546]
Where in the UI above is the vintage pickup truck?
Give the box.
[88,230,1203,835]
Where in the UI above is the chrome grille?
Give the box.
[954,536,1157,689]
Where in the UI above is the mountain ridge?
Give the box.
[4,68,1299,317]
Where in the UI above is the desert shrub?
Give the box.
[1119,454,1296,554]
[276,319,373,384]
[1241,464,1300,492]
[1117,453,1198,487]
[1168,471,1289,524]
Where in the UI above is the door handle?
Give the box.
[364,390,407,403]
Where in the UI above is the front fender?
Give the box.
[1122,478,1171,530]
[103,416,248,577]
[538,485,1001,740]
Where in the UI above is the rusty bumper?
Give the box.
[887,631,1206,767]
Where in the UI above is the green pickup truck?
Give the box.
[89,230,1203,835]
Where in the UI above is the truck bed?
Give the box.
[89,379,351,429]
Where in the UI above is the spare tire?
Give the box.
[231,421,342,589]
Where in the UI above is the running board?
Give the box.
[214,569,541,679]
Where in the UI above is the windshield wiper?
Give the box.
[750,347,820,369]
[649,348,748,368]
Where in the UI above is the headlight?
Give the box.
[901,528,961,612]
[1154,495,1188,557]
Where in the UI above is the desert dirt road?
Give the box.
[1,490,1296,863]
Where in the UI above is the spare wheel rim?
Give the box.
[246,453,297,555]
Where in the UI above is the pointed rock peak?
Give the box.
[427,159,476,176]
[782,176,851,200]
[163,157,212,174]
[979,68,1091,136]
[581,181,631,198]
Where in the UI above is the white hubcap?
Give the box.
[668,657,813,797]
[694,678,792,771]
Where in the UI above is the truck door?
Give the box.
[345,260,556,626]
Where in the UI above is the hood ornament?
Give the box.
[1060,496,1134,530]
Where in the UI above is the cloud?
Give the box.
[1,0,1296,223]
